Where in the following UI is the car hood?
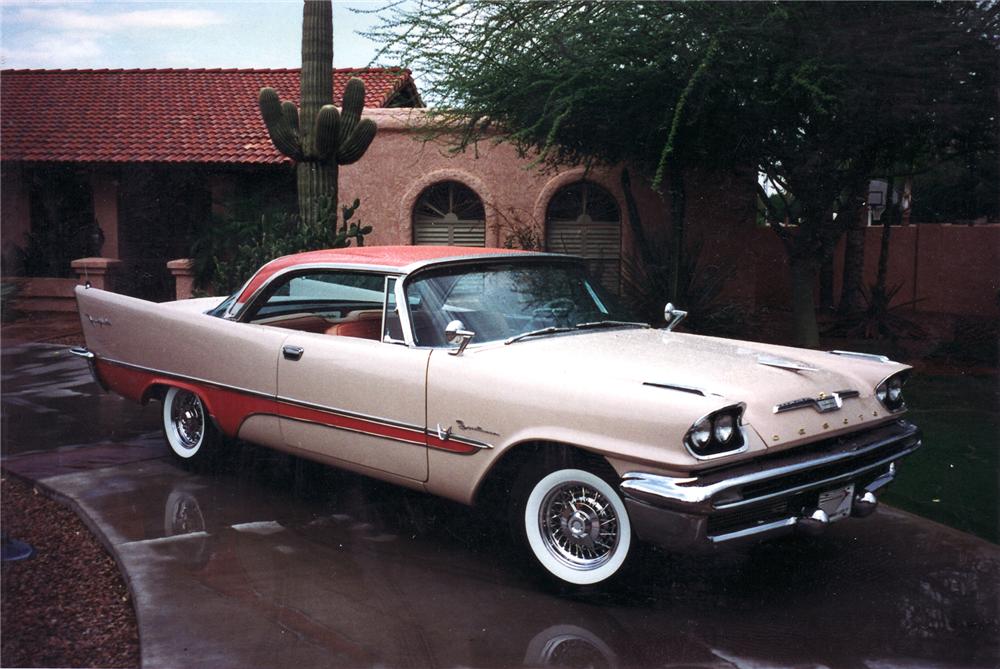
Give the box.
[471,327,909,451]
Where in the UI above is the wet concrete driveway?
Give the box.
[3,344,999,668]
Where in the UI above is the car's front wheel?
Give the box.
[513,464,633,587]
[162,387,219,468]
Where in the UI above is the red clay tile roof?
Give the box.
[0,68,419,165]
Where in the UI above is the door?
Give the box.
[277,333,430,481]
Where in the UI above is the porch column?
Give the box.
[167,258,195,300]
[71,257,122,291]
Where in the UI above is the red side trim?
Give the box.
[95,358,478,453]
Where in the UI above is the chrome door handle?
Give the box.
[282,345,304,361]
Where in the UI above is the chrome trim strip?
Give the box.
[756,354,818,372]
[830,350,892,363]
[642,382,711,397]
[99,356,274,400]
[69,346,94,360]
[423,429,493,450]
[709,517,798,543]
[272,413,427,446]
[621,421,921,512]
[98,356,491,452]
[275,394,423,433]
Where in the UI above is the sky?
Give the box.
[0,1,389,70]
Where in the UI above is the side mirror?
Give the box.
[444,319,475,356]
[663,302,688,332]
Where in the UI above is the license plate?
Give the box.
[818,483,854,522]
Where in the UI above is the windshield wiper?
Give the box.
[574,320,649,330]
[504,326,573,345]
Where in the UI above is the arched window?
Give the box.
[545,181,622,293]
[412,181,486,246]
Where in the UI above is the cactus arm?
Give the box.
[313,105,341,160]
[337,119,377,165]
[259,88,303,160]
[281,101,300,135]
[337,78,366,145]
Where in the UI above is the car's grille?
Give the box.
[738,437,913,503]
[706,499,797,537]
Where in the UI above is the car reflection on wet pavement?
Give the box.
[3,344,999,668]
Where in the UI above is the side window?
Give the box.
[383,277,405,343]
[250,271,385,324]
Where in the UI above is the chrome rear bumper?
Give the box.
[70,346,106,391]
[620,420,922,550]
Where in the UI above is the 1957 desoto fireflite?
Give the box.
[73,246,921,586]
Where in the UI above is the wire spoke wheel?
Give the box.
[163,387,214,464]
[539,482,620,570]
[520,467,632,586]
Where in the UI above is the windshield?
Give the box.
[405,260,641,347]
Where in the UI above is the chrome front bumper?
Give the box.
[620,420,922,550]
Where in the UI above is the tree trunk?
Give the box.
[666,164,686,301]
[839,210,867,314]
[819,250,834,311]
[620,169,654,267]
[790,254,820,348]
[875,176,895,295]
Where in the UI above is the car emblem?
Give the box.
[773,390,860,414]
[86,314,111,327]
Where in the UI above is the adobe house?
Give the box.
[5,68,990,322]
[1,67,753,310]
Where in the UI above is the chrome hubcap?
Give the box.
[171,392,203,449]
[538,482,619,571]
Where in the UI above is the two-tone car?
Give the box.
[73,246,922,586]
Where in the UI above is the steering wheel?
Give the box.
[532,298,576,322]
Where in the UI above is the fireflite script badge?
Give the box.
[773,390,861,414]
[86,314,111,327]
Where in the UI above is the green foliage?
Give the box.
[824,283,925,343]
[191,198,371,295]
[622,241,748,337]
[369,1,997,346]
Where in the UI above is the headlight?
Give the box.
[685,404,746,459]
[875,371,909,412]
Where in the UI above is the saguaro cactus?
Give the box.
[259,0,377,227]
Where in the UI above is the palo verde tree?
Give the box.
[369,1,997,346]
[260,0,377,227]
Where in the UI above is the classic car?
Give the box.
[72,246,922,587]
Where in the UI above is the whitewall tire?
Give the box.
[521,467,632,586]
[163,387,212,464]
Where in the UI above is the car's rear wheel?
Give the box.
[162,387,219,468]
[512,463,633,587]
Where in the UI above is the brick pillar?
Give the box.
[167,258,195,300]
[71,257,122,291]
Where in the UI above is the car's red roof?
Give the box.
[0,68,418,164]
[236,246,532,303]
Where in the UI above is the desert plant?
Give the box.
[259,1,376,227]
[192,198,371,295]
[825,282,925,342]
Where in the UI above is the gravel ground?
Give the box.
[1,474,140,668]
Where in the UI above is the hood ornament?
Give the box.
[774,390,860,414]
